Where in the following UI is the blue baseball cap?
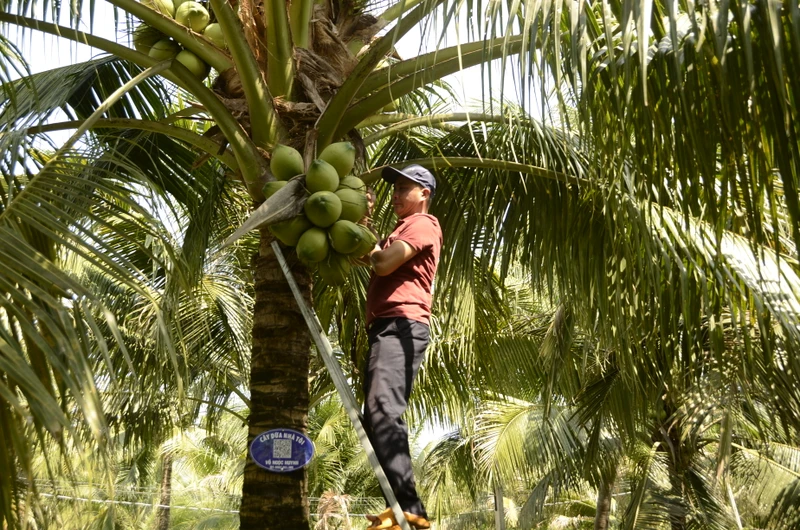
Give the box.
[381,164,437,197]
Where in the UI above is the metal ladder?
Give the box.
[272,241,412,530]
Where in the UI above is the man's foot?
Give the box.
[366,508,431,529]
[366,508,395,529]
[403,513,431,529]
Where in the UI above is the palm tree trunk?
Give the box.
[664,414,687,530]
[493,480,505,530]
[155,452,173,530]
[593,468,617,530]
[239,230,312,529]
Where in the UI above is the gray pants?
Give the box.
[364,317,429,518]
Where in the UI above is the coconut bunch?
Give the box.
[266,142,377,287]
[133,0,227,80]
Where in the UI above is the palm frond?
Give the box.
[765,477,800,530]
[0,56,172,135]
[621,443,671,530]
[419,429,482,514]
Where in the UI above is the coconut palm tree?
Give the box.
[411,262,800,530]
[2,0,800,529]
[86,232,253,530]
[8,162,254,529]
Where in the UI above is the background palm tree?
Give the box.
[14,172,253,529]
[2,0,800,529]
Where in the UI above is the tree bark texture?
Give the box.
[239,230,312,529]
[493,480,505,530]
[660,409,688,530]
[593,467,616,530]
[155,452,173,530]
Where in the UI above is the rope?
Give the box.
[38,492,384,517]
[38,493,238,514]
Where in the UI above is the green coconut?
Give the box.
[270,144,304,181]
[318,252,352,286]
[172,0,191,11]
[149,39,181,61]
[350,225,378,258]
[142,0,175,16]
[175,50,210,79]
[304,191,342,228]
[335,188,368,223]
[269,215,313,247]
[319,141,356,178]
[296,227,330,264]
[305,159,340,194]
[203,23,226,49]
[175,1,210,32]
[132,25,165,55]
[337,175,366,191]
[262,180,287,199]
[328,220,364,254]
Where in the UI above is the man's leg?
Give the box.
[364,318,430,518]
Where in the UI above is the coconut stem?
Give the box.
[265,0,295,97]
[210,0,283,151]
[289,0,314,49]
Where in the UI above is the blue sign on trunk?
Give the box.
[250,428,315,473]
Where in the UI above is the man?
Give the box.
[362,165,442,530]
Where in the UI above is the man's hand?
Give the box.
[365,186,375,216]
[352,242,379,266]
[357,187,379,241]
[370,240,419,276]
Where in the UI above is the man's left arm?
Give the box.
[370,241,418,276]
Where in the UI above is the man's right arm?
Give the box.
[369,240,419,276]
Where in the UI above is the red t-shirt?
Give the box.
[366,213,442,326]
